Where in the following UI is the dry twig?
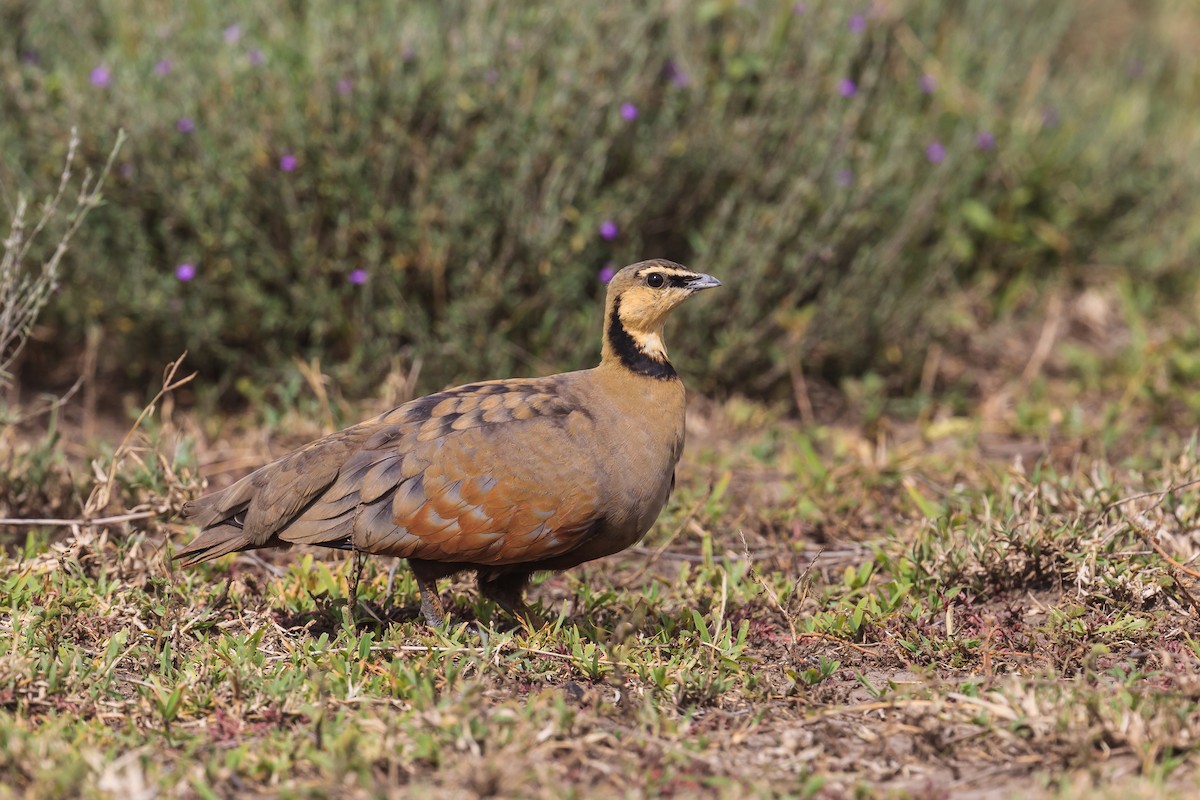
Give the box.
[1,128,125,384]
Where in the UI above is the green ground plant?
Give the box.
[5,382,1200,795]
[2,0,1197,402]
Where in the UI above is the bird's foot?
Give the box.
[419,590,451,628]
[515,605,547,633]
[488,595,545,632]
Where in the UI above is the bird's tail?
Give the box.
[173,522,267,567]
[174,474,267,566]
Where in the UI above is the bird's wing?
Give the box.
[178,377,605,566]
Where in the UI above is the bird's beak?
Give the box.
[686,273,722,291]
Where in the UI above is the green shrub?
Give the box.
[2,0,1196,402]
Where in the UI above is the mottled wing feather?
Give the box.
[240,428,366,544]
[349,419,604,565]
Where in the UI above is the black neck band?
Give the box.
[607,297,677,380]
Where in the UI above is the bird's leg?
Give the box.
[418,586,448,627]
[408,559,450,627]
[478,571,544,630]
[384,560,399,603]
[346,550,365,626]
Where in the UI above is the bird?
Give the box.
[175,259,721,625]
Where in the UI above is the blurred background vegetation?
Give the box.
[1,0,1197,408]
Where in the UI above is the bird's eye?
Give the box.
[646,272,665,288]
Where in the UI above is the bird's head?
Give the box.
[601,260,721,377]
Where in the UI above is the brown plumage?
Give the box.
[176,260,720,624]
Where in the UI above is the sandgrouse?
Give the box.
[176,260,720,625]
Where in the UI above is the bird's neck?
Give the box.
[600,296,677,380]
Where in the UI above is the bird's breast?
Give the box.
[582,375,687,555]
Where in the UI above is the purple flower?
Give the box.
[21,50,39,65]
[175,263,196,282]
[90,65,111,88]
[919,73,937,94]
[849,14,867,33]
[620,103,639,121]
[1042,107,1060,129]
[598,263,616,283]
[223,24,241,44]
[835,169,854,187]
[348,268,368,285]
[925,141,946,164]
[793,2,807,13]
[837,78,857,98]
[154,59,172,77]
[664,59,690,88]
[176,117,195,134]
[402,46,416,62]
[248,48,265,66]
[976,130,996,151]
[484,68,499,84]
[337,77,354,96]
[279,153,297,172]
[119,163,135,179]
[599,220,618,241]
